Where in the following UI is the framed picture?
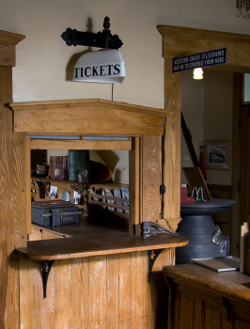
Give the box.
[204,140,230,170]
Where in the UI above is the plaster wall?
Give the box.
[181,70,204,182]
[181,69,233,186]
[204,70,233,185]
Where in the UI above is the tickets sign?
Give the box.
[73,49,125,84]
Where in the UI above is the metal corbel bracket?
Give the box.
[41,260,54,299]
[141,221,179,238]
[147,249,164,283]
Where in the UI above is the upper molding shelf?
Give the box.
[0,30,25,67]
[11,99,170,136]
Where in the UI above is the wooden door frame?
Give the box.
[157,25,250,255]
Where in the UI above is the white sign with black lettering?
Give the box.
[73,49,125,84]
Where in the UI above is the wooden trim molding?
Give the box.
[157,24,250,253]
[30,138,132,150]
[0,30,25,66]
[157,25,250,71]
[11,99,168,135]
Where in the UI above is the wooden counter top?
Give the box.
[163,263,250,302]
[15,222,188,260]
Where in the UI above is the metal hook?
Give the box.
[191,187,207,201]
[197,187,207,201]
[191,187,198,199]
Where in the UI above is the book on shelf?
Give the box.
[191,256,240,272]
[48,156,69,180]
[105,189,115,211]
[100,188,106,209]
[68,150,91,182]
[88,189,98,201]
[121,187,129,214]
[113,189,123,213]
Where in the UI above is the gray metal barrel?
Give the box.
[176,214,223,264]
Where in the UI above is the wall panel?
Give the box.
[19,250,173,329]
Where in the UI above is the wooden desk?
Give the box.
[163,264,250,329]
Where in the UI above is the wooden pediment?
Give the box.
[11,99,168,136]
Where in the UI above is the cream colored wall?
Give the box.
[181,70,204,182]
[204,70,233,185]
[181,69,233,186]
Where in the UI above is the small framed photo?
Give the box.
[204,140,230,170]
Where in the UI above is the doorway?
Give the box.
[240,105,250,223]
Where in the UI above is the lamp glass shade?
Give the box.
[73,49,125,84]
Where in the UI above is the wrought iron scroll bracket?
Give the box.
[41,260,54,299]
[147,249,164,283]
[61,16,123,50]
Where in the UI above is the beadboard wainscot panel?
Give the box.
[18,249,174,329]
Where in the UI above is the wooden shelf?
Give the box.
[15,222,188,299]
[15,228,188,261]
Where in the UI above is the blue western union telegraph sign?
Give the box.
[172,48,227,73]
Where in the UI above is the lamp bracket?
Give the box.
[61,16,123,49]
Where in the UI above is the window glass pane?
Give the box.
[244,73,250,102]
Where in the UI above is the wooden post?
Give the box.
[162,57,182,231]
[0,30,25,329]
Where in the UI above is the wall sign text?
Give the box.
[173,48,227,73]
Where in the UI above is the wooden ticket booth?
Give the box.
[0,28,186,329]
[1,25,250,328]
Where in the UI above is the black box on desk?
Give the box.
[31,200,82,226]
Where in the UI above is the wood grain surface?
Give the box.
[30,138,132,150]
[0,66,20,329]
[11,99,166,135]
[0,30,25,66]
[163,264,250,302]
[18,250,177,329]
[163,264,250,329]
[158,25,250,71]
[15,230,188,260]
[162,57,182,230]
[142,135,162,223]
